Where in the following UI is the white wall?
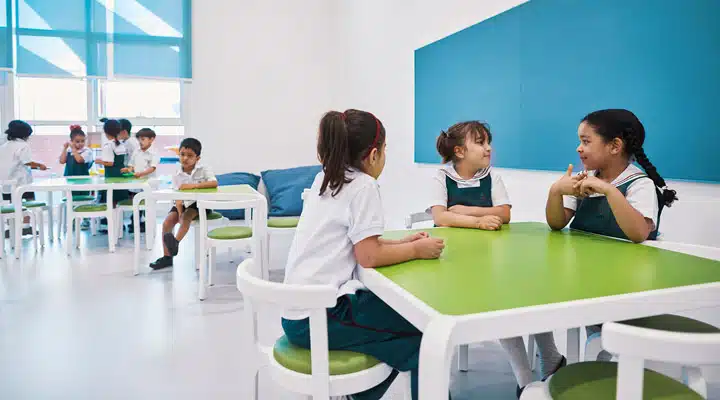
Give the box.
[334,0,720,247]
[190,0,335,175]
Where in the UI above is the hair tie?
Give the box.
[69,124,81,131]
[363,113,381,159]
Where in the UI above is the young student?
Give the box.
[0,120,47,202]
[59,125,93,196]
[121,128,159,233]
[282,109,446,400]
[96,119,129,205]
[119,118,139,162]
[546,108,677,360]
[429,121,565,397]
[151,138,217,270]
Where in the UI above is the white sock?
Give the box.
[534,332,564,377]
[499,337,533,388]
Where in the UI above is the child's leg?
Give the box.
[533,332,566,376]
[585,325,611,361]
[162,211,179,256]
[176,208,198,242]
[499,337,534,388]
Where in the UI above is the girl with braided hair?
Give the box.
[546,108,677,243]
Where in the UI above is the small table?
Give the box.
[140,184,268,300]
[357,222,720,399]
[13,176,155,258]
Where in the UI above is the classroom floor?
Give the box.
[1,226,718,400]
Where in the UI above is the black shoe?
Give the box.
[163,232,179,256]
[128,221,146,234]
[516,385,524,399]
[541,356,567,381]
[149,256,173,270]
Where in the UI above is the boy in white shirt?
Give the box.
[151,137,218,270]
[121,128,160,233]
[0,120,47,202]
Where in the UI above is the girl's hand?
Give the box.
[178,183,196,190]
[37,163,47,171]
[133,173,142,179]
[574,175,612,198]
[120,167,130,173]
[475,215,503,231]
[63,142,70,149]
[551,164,587,196]
[404,232,429,242]
[412,237,445,259]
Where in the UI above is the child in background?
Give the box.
[151,138,217,270]
[546,108,677,360]
[282,109,446,400]
[96,118,129,206]
[118,118,138,162]
[59,125,93,197]
[429,121,565,397]
[0,120,46,202]
[121,128,159,233]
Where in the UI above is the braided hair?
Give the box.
[582,109,677,207]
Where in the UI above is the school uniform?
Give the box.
[282,170,425,400]
[98,140,129,204]
[0,140,36,201]
[128,146,160,193]
[429,165,511,210]
[564,164,660,240]
[64,147,93,196]
[170,164,216,214]
[123,137,139,164]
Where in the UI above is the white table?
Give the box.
[13,176,156,258]
[357,224,720,399]
[137,184,268,300]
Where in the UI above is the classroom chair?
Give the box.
[262,189,309,271]
[235,258,411,399]
[66,191,117,253]
[59,194,96,234]
[520,321,720,399]
[1,180,45,256]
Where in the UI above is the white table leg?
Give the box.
[65,193,73,255]
[13,189,23,259]
[145,196,156,251]
[419,317,456,400]
[566,327,580,364]
[198,220,207,300]
[133,194,144,276]
[46,191,54,242]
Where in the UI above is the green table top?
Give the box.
[177,184,255,194]
[63,176,148,184]
[377,222,720,316]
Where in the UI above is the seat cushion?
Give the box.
[73,204,107,212]
[215,172,261,220]
[273,336,381,376]
[192,211,223,221]
[22,201,47,208]
[117,199,145,207]
[63,195,96,202]
[1,205,26,214]
[268,217,299,228]
[207,226,252,240]
[549,361,702,400]
[620,314,720,333]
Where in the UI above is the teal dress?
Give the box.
[98,147,129,204]
[63,151,92,197]
[570,175,662,240]
[446,174,493,208]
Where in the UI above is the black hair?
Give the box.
[69,124,85,140]
[582,109,677,207]
[5,120,32,141]
[317,109,386,197]
[136,128,156,139]
[179,137,202,156]
[119,118,132,134]
[436,121,492,164]
[101,118,122,145]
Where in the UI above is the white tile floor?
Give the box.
[0,224,718,399]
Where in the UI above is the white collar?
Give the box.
[179,164,202,176]
[442,164,491,183]
[590,164,646,187]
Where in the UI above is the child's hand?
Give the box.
[404,232,429,242]
[412,237,445,259]
[63,142,70,149]
[38,163,47,171]
[133,172,142,179]
[551,164,587,196]
[178,183,196,190]
[120,167,130,173]
[574,175,611,198]
[475,215,503,231]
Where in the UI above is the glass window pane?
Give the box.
[102,79,180,118]
[17,77,88,121]
[18,0,85,31]
[17,36,86,76]
[30,125,88,135]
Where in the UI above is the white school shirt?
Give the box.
[130,146,160,176]
[100,141,128,164]
[0,140,33,192]
[66,147,93,164]
[563,163,659,227]
[172,164,217,207]
[428,164,511,210]
[283,170,385,320]
[123,137,139,161]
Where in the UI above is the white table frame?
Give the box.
[136,186,268,300]
[13,177,156,258]
[357,240,720,399]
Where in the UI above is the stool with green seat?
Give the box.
[520,321,720,400]
[59,194,95,234]
[66,194,117,254]
[235,258,410,399]
[1,179,43,256]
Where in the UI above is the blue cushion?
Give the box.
[261,165,321,217]
[215,172,261,220]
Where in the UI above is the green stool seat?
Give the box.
[549,361,702,400]
[273,336,381,376]
[207,226,253,240]
[268,217,300,228]
[193,211,223,221]
[619,314,720,333]
[1,205,26,214]
[73,204,108,212]
[22,201,46,208]
[117,199,145,207]
[63,195,96,202]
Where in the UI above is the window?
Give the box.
[101,79,180,119]
[16,76,87,121]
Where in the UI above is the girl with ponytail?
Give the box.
[282,109,447,400]
[546,108,676,243]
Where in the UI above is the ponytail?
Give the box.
[633,147,677,207]
[101,118,122,146]
[317,109,386,197]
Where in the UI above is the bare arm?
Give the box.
[133,166,156,178]
[355,235,444,268]
[179,180,218,190]
[448,204,511,224]
[71,148,85,164]
[604,187,653,243]
[431,206,482,229]
[97,160,114,167]
[59,147,68,164]
[546,186,574,230]
[25,161,47,170]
